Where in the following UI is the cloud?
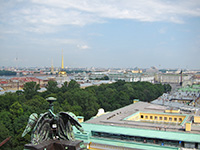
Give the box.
[0,0,200,34]
[30,0,200,22]
[77,44,90,50]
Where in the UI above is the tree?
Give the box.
[9,101,23,118]
[117,91,130,106]
[0,123,11,150]
[23,82,40,99]
[68,80,80,89]
[0,111,13,134]
[46,80,59,93]
[95,75,109,80]
[24,95,48,113]
[163,84,172,93]
[114,80,126,87]
[0,93,18,111]
[61,81,68,93]
[103,75,109,80]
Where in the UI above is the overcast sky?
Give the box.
[0,0,200,69]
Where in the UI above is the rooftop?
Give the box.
[85,102,200,134]
[80,122,200,143]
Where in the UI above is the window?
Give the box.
[169,117,172,121]
[179,118,182,122]
[164,117,167,120]
[90,131,183,148]
[155,116,158,120]
[174,118,177,121]
[159,117,162,120]
[91,131,101,137]
[150,116,153,119]
[165,140,179,147]
[145,116,148,119]
[135,137,144,142]
[141,115,144,119]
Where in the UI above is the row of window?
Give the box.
[91,131,200,149]
[140,115,183,122]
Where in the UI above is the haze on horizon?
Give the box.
[0,0,200,69]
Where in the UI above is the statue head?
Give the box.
[46,97,57,112]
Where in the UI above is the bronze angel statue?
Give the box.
[22,97,84,145]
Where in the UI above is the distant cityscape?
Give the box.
[0,65,200,94]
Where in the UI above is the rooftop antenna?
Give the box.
[51,59,54,74]
[16,52,18,70]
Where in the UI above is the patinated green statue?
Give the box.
[22,97,84,145]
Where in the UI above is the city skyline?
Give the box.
[0,0,200,69]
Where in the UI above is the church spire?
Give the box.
[61,49,64,69]
[58,49,67,76]
[51,59,54,74]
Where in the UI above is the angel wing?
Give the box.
[58,112,84,140]
[22,113,38,137]
[31,112,51,144]
[59,112,82,127]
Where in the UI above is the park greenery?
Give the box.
[0,80,171,149]
[0,70,17,76]
[94,75,109,80]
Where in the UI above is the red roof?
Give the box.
[193,75,200,79]
[0,81,8,84]
[11,77,41,82]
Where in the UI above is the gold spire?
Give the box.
[61,50,64,69]
[59,49,67,76]
[51,59,54,74]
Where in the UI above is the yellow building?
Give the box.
[132,69,142,74]
[133,99,140,103]
[185,121,192,131]
[194,116,200,123]
[77,116,84,123]
[165,108,180,113]
[126,111,186,124]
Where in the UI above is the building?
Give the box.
[58,50,67,76]
[74,101,200,150]
[155,74,192,85]
[152,85,200,107]
[0,77,47,92]
[192,75,200,85]
[132,68,143,74]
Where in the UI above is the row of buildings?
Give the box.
[75,70,199,86]
[0,72,199,93]
[0,77,48,91]
[0,66,200,93]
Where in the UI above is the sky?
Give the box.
[0,0,200,69]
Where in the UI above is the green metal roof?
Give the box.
[178,85,200,92]
[75,135,180,150]
[192,85,200,88]
[77,116,84,119]
[80,123,200,143]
